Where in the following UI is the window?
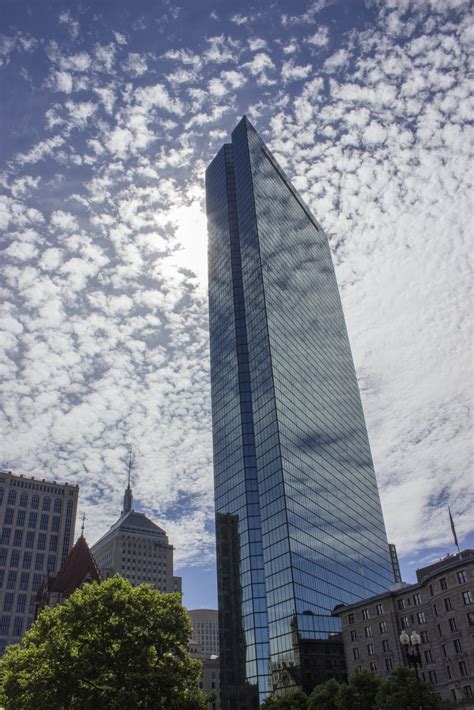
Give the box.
[367,643,374,656]
[385,658,393,672]
[40,514,49,531]
[446,664,452,679]
[441,644,447,657]
[449,618,457,632]
[28,512,37,528]
[4,508,14,525]
[444,597,452,611]
[397,599,405,610]
[10,550,20,568]
[417,611,427,624]
[16,509,26,527]
[382,639,390,652]
[53,499,62,514]
[429,584,433,596]
[369,661,377,672]
[35,553,44,571]
[454,639,463,653]
[0,616,10,635]
[352,647,359,660]
[0,529,11,545]
[420,630,429,643]
[440,578,447,591]
[467,611,474,626]
[22,551,32,569]
[350,630,357,642]
[425,650,433,663]
[12,617,23,637]
[365,626,372,638]
[433,603,438,616]
[457,570,467,584]
[3,592,14,611]
[25,531,34,548]
[459,661,468,677]
[37,533,46,551]
[376,603,384,615]
[462,590,473,605]
[31,495,39,510]
[362,608,369,620]
[7,571,17,589]
[463,686,472,698]
[19,573,29,591]
[379,621,388,634]
[13,529,23,547]
[19,493,28,507]
[7,490,16,505]
[42,497,51,511]
[428,670,438,684]
[437,623,442,636]
[413,593,422,605]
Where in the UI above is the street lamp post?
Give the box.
[400,629,424,710]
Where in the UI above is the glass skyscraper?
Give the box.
[206,117,394,708]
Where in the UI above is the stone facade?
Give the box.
[91,479,181,594]
[0,469,78,654]
[189,608,219,657]
[333,549,474,704]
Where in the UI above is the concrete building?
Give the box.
[0,469,78,654]
[206,116,394,706]
[189,608,219,657]
[333,549,474,704]
[189,637,220,710]
[91,476,181,594]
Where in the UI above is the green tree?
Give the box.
[307,677,340,710]
[376,665,442,710]
[261,687,309,709]
[337,669,381,710]
[0,576,207,710]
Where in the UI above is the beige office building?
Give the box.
[91,478,181,594]
[0,470,78,653]
[189,608,219,657]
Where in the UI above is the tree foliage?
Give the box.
[0,575,207,710]
[307,677,340,710]
[376,665,442,710]
[261,687,309,709]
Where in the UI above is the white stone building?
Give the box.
[91,477,181,594]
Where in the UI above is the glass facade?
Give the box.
[206,117,394,708]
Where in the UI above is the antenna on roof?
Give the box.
[80,512,86,537]
[123,449,134,514]
[127,449,133,489]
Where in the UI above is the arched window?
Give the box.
[31,495,39,510]
[19,493,28,508]
[53,499,62,514]
[42,497,51,512]
[7,489,16,505]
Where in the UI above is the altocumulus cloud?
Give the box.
[0,0,472,575]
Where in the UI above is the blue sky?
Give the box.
[1,0,472,609]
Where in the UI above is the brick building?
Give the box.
[333,549,474,704]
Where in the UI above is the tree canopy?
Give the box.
[261,667,444,710]
[0,575,207,710]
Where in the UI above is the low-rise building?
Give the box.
[333,549,474,704]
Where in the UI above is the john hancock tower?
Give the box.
[206,117,394,708]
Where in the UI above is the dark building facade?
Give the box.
[206,117,394,707]
[0,470,78,654]
[333,549,474,704]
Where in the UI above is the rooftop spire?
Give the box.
[80,512,86,537]
[123,450,133,514]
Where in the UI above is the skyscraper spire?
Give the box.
[123,450,133,514]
